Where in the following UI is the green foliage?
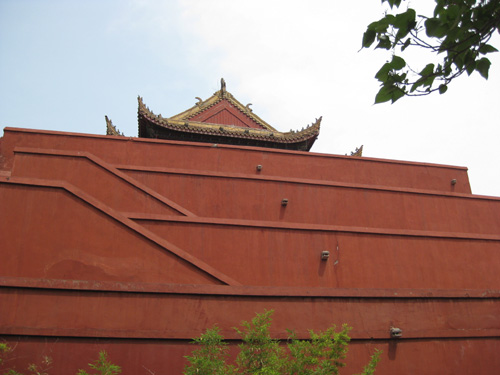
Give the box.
[3,371,24,375]
[362,0,500,103]
[25,357,52,375]
[0,344,52,375]
[286,325,351,375]
[184,326,235,375]
[1,343,21,375]
[235,310,286,374]
[184,311,381,375]
[1,344,118,375]
[77,351,121,375]
[0,344,8,365]
[356,350,381,375]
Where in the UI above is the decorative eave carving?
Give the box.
[138,96,321,145]
[349,145,363,157]
[105,116,124,136]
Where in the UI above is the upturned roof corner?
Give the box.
[105,115,124,136]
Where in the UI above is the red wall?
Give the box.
[1,127,499,374]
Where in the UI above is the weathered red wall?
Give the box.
[1,127,499,374]
[0,182,232,285]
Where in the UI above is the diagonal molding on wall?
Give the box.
[1,177,241,286]
[12,147,195,217]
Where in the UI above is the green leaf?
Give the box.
[394,72,407,83]
[466,60,476,76]
[391,87,405,103]
[445,4,461,24]
[375,62,392,82]
[393,9,416,29]
[419,63,435,77]
[424,18,440,36]
[452,53,464,70]
[367,17,391,34]
[410,76,427,93]
[444,64,452,76]
[463,50,476,75]
[374,84,405,104]
[422,75,436,88]
[438,84,448,94]
[384,0,402,9]
[393,9,416,42]
[434,0,445,17]
[362,28,376,48]
[479,44,499,54]
[476,57,491,79]
[401,38,411,51]
[425,18,446,38]
[390,55,406,70]
[374,85,393,104]
[375,36,392,50]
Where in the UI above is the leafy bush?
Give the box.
[77,351,121,375]
[184,310,381,375]
[0,346,119,375]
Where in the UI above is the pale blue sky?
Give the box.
[1,0,499,196]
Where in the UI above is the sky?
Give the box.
[1,0,499,197]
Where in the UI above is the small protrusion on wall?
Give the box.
[390,327,403,338]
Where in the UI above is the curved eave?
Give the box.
[139,105,320,143]
[105,116,123,136]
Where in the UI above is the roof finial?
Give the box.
[349,145,364,157]
[105,115,124,136]
[221,78,226,93]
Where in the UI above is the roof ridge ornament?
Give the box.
[221,78,226,93]
[348,145,364,157]
[105,115,124,136]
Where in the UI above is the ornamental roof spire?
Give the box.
[220,78,226,94]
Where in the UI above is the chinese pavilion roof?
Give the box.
[137,79,321,151]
